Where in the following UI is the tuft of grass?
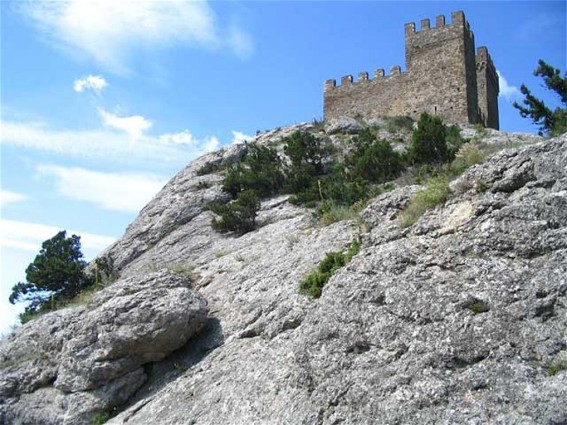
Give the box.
[214,250,230,259]
[312,117,325,132]
[548,358,567,376]
[91,412,110,425]
[320,203,357,226]
[475,180,490,193]
[299,239,361,298]
[168,263,197,283]
[449,143,489,175]
[473,123,488,139]
[468,301,490,314]
[399,176,451,227]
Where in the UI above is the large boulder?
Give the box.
[0,270,209,425]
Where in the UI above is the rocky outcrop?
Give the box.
[101,133,566,424]
[324,116,364,134]
[2,125,566,425]
[0,270,208,425]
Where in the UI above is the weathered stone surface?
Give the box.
[324,116,364,134]
[98,123,316,274]
[0,270,208,424]
[2,123,565,425]
[106,134,566,424]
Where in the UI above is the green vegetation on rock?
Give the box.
[300,238,361,298]
[408,113,455,165]
[399,176,451,227]
[211,190,261,235]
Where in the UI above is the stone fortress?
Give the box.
[324,11,500,129]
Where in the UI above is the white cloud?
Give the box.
[36,165,167,213]
[0,219,116,253]
[231,130,252,145]
[158,130,219,153]
[0,190,27,205]
[0,119,223,168]
[497,70,521,101]
[202,136,220,153]
[20,0,253,73]
[159,130,196,145]
[99,108,152,139]
[73,74,108,93]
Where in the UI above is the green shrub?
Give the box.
[409,113,454,165]
[300,239,361,298]
[446,124,465,151]
[283,131,330,203]
[399,176,451,227]
[222,144,285,199]
[211,190,261,235]
[196,161,222,176]
[348,138,403,184]
[283,131,326,172]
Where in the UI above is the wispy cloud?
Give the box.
[497,71,521,101]
[0,190,27,206]
[36,165,167,213]
[1,219,116,253]
[159,130,197,145]
[73,75,108,94]
[19,0,254,74]
[0,119,220,168]
[231,130,252,145]
[99,108,153,139]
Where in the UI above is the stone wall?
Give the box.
[476,46,500,129]
[323,11,499,129]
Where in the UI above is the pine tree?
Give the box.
[513,60,567,136]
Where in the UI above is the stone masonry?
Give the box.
[324,11,500,129]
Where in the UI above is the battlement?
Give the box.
[323,10,499,129]
[404,11,472,37]
[324,65,407,90]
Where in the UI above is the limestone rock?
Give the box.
[0,270,208,425]
[324,116,364,134]
[107,134,566,424]
[2,123,565,425]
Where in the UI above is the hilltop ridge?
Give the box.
[1,121,566,425]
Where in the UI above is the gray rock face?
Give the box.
[107,134,565,425]
[0,270,208,425]
[324,116,364,134]
[3,123,566,425]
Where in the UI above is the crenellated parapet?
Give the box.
[324,65,407,91]
[323,10,499,129]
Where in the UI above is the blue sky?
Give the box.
[1,0,565,334]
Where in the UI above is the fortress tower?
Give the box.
[323,11,500,129]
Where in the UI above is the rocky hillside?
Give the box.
[1,120,565,425]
